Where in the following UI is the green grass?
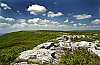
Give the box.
[96,44,100,47]
[60,32,100,65]
[0,31,62,65]
[63,32,100,42]
[60,48,100,65]
[0,31,100,65]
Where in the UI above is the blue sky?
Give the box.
[0,0,100,33]
[0,0,100,19]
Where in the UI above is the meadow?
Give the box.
[60,48,100,65]
[0,31,62,65]
[0,31,100,65]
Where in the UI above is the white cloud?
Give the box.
[73,14,92,20]
[27,18,50,25]
[0,3,11,10]
[70,21,74,24]
[5,18,15,21]
[73,24,77,27]
[27,18,60,25]
[92,19,100,24]
[0,16,5,19]
[50,21,60,25]
[47,11,64,17]
[78,23,83,26]
[0,23,11,28]
[12,23,28,29]
[0,16,15,23]
[83,24,87,26]
[0,16,61,33]
[0,16,100,34]
[64,19,69,23]
[78,23,87,26]
[16,19,26,23]
[27,4,47,15]
[42,14,46,16]
[38,19,50,25]
[27,18,39,24]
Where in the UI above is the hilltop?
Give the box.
[0,31,62,65]
[0,30,100,65]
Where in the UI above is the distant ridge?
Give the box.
[0,30,100,35]
[27,30,100,32]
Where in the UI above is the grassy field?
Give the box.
[63,31,100,42]
[60,48,100,65]
[60,31,100,65]
[0,31,62,65]
[0,31,100,65]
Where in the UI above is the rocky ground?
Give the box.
[11,35,100,65]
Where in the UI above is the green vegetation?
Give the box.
[63,32,100,42]
[27,61,47,65]
[0,31,62,65]
[60,48,100,65]
[96,44,100,47]
[0,31,100,65]
[60,32,100,65]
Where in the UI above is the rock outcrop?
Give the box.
[11,35,100,65]
[11,42,63,65]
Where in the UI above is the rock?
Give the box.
[51,52,56,59]
[58,41,65,47]
[17,49,56,64]
[33,42,54,50]
[13,62,39,65]
[11,35,100,65]
[18,50,34,60]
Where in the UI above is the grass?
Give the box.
[63,32,100,42]
[60,32,100,65]
[96,44,100,47]
[59,48,100,65]
[0,31,62,65]
[0,31,100,65]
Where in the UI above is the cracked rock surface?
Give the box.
[11,42,63,65]
[11,35,100,65]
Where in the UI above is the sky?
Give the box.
[0,0,100,33]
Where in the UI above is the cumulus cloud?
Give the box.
[0,16,100,34]
[27,4,47,15]
[92,19,100,24]
[16,19,26,23]
[70,21,74,24]
[0,16,15,24]
[38,19,50,25]
[0,23,11,28]
[5,18,15,21]
[0,16,5,19]
[78,23,87,26]
[73,24,77,27]
[27,18,61,26]
[27,18,50,25]
[0,3,11,10]
[64,19,69,23]
[47,11,64,17]
[50,21,60,25]
[12,23,28,29]
[0,16,61,33]
[73,14,92,20]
